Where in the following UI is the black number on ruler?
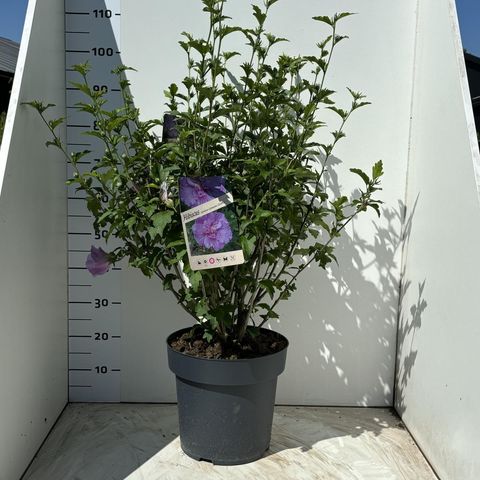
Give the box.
[94,332,109,340]
[93,9,112,18]
[92,47,114,57]
[94,298,109,308]
[101,194,108,203]
[93,120,99,131]
[95,230,108,240]
[95,366,108,374]
[93,84,109,93]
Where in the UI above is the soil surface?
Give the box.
[169,328,288,360]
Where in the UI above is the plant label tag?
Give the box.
[179,176,245,270]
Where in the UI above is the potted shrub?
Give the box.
[28,0,383,465]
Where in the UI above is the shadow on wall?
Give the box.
[275,155,412,406]
[394,194,427,416]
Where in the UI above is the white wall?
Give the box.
[118,0,417,405]
[0,0,67,478]
[396,0,480,478]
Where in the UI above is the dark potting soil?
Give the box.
[169,328,288,360]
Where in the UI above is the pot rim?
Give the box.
[166,326,289,363]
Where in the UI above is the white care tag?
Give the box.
[179,177,245,271]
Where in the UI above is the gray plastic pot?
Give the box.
[167,328,288,465]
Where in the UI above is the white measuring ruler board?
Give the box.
[65,0,122,402]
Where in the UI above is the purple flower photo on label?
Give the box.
[192,212,233,251]
[179,175,244,268]
[179,176,227,208]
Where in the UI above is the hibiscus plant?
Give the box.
[28,0,383,347]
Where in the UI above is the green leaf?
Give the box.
[22,101,55,114]
[162,274,177,291]
[259,279,275,298]
[87,196,101,216]
[71,62,91,76]
[265,33,289,47]
[125,216,136,231]
[334,35,349,44]
[372,160,384,180]
[350,168,370,185]
[266,0,280,7]
[203,330,213,342]
[334,12,356,22]
[45,138,62,149]
[369,203,381,217]
[327,106,348,120]
[168,249,187,265]
[188,270,202,292]
[240,235,256,257]
[331,196,348,221]
[346,87,366,101]
[195,301,209,318]
[254,208,273,219]
[47,117,64,130]
[252,5,267,25]
[312,15,333,26]
[150,211,174,237]
[69,82,93,98]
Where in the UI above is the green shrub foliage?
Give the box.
[27,0,383,344]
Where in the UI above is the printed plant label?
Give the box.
[179,176,245,270]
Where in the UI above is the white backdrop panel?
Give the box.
[117,0,416,405]
[396,0,480,478]
[0,0,67,478]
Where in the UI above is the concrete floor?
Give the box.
[22,404,437,480]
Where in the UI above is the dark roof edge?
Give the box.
[465,52,480,67]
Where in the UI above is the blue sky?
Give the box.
[456,0,480,56]
[0,0,28,43]
[0,0,479,55]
